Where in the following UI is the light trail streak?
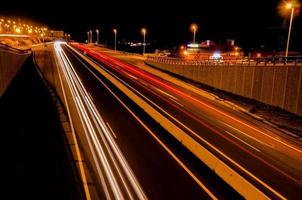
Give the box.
[54,42,147,200]
[76,44,302,157]
[69,44,299,199]
[64,47,219,200]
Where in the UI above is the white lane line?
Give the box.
[225,131,261,152]
[106,122,117,139]
[123,71,138,80]
[222,122,273,148]
[168,97,184,108]
[68,48,218,200]
[153,86,178,101]
[88,92,94,101]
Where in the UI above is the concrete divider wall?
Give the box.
[146,60,302,117]
[0,49,30,96]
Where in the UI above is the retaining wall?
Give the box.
[0,47,30,96]
[146,60,302,117]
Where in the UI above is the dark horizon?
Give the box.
[1,0,302,51]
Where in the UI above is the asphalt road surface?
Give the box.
[69,43,302,199]
[55,43,243,199]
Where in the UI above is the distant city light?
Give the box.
[187,43,199,48]
[286,2,293,9]
[212,52,221,59]
[15,27,21,33]
[190,23,198,32]
[0,16,49,37]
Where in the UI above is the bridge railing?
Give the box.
[146,55,302,66]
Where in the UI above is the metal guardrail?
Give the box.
[146,55,302,66]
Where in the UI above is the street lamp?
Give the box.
[89,30,92,43]
[96,29,99,44]
[141,28,146,55]
[285,2,296,57]
[87,31,89,43]
[190,23,198,44]
[113,28,117,51]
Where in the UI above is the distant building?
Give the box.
[180,39,243,60]
[48,30,64,39]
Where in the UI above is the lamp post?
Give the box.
[113,29,117,51]
[87,31,89,43]
[96,29,99,44]
[141,28,146,55]
[285,2,295,57]
[89,30,92,43]
[190,23,198,44]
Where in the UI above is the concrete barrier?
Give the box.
[0,46,30,96]
[146,59,302,117]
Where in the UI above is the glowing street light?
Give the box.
[141,28,146,54]
[87,31,89,43]
[96,29,99,44]
[113,28,117,51]
[190,23,198,44]
[284,1,297,57]
[40,33,45,43]
[15,27,21,34]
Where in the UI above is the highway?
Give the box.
[54,42,242,199]
[66,43,302,199]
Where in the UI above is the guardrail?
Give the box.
[147,55,302,66]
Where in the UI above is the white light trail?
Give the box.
[54,41,147,200]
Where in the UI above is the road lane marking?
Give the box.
[168,97,184,108]
[88,92,94,101]
[221,122,273,148]
[153,86,179,101]
[225,131,261,152]
[106,122,117,139]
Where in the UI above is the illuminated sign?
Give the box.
[187,43,199,48]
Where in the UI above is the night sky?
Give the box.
[1,0,301,51]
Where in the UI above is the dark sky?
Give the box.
[1,0,301,50]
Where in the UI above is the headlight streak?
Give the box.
[54,42,147,200]
[69,44,294,199]
[63,45,219,200]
